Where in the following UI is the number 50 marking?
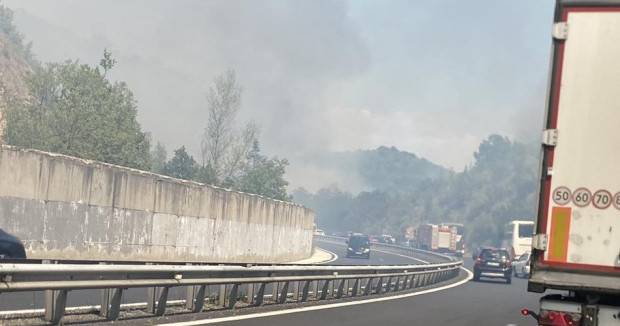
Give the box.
[552,186,571,206]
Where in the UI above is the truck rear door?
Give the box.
[530,0,620,294]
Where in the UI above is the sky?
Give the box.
[4,0,556,192]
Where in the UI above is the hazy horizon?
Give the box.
[4,0,554,192]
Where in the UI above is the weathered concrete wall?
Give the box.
[0,146,315,262]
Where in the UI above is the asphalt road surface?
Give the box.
[0,242,549,326]
[151,243,545,326]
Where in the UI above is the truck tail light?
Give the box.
[538,309,581,325]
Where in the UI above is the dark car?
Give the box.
[346,234,371,259]
[0,228,27,259]
[473,247,512,284]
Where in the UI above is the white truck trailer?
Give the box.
[524,1,620,325]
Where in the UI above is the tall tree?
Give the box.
[2,51,151,170]
[235,141,292,201]
[163,146,199,180]
[200,69,259,185]
[150,142,167,174]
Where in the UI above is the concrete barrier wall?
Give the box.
[0,146,315,262]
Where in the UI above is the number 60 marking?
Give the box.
[572,188,591,208]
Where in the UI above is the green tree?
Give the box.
[3,51,151,170]
[0,4,37,66]
[235,143,292,201]
[99,48,116,77]
[163,146,199,180]
[200,69,259,185]
[150,142,167,174]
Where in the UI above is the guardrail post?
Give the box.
[228,284,239,309]
[402,275,409,289]
[300,281,311,302]
[335,279,346,299]
[419,273,427,287]
[218,284,226,307]
[292,281,300,301]
[147,286,169,316]
[186,285,206,312]
[351,279,360,297]
[393,276,401,291]
[278,282,290,304]
[246,283,255,304]
[44,289,67,324]
[374,277,383,294]
[272,281,279,303]
[328,278,334,298]
[320,280,330,300]
[363,278,373,295]
[254,283,266,306]
[385,277,393,293]
[101,288,124,320]
[312,280,319,300]
[409,275,415,289]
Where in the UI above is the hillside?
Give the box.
[0,5,33,139]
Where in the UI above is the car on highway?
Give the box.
[512,251,530,278]
[473,247,512,284]
[346,234,371,259]
[381,234,395,244]
[0,228,27,259]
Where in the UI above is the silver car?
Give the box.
[512,251,530,278]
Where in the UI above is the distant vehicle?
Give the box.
[440,222,465,257]
[416,224,457,254]
[381,234,395,244]
[314,229,325,236]
[501,220,534,259]
[473,247,512,284]
[346,234,371,259]
[0,228,27,259]
[512,251,530,278]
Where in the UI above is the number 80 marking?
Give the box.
[613,192,620,211]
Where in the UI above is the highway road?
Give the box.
[0,242,548,326]
[151,242,546,326]
[0,240,424,312]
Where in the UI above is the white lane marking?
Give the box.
[160,267,474,325]
[317,240,430,264]
[371,248,430,265]
[320,248,339,264]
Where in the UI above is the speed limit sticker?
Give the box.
[552,186,571,205]
[592,189,612,209]
[613,192,620,210]
[572,188,592,207]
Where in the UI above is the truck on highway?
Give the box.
[524,1,620,324]
[416,223,457,254]
[440,222,466,257]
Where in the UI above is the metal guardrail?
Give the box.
[314,234,459,263]
[0,258,462,324]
